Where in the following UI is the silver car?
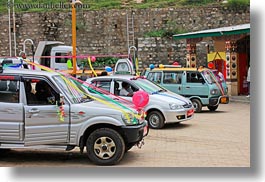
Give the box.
[0,68,148,165]
[86,75,194,129]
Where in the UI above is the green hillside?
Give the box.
[0,0,249,13]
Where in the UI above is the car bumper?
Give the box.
[121,120,149,144]
[209,95,229,106]
[163,108,194,123]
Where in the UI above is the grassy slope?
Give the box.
[0,0,220,13]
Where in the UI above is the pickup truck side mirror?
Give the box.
[57,94,65,106]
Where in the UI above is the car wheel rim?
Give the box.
[150,114,160,127]
[94,136,116,160]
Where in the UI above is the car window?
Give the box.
[131,78,165,94]
[163,71,182,84]
[55,52,68,63]
[53,75,91,103]
[114,80,138,97]
[91,80,111,93]
[28,78,60,105]
[0,76,20,103]
[147,72,162,84]
[186,71,203,83]
[201,70,215,84]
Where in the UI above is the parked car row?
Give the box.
[0,57,229,166]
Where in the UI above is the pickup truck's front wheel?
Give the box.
[86,128,125,165]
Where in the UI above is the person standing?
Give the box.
[246,66,250,97]
[67,52,73,69]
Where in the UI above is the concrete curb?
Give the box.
[229,96,250,104]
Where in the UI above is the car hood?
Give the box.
[78,100,136,117]
[150,91,191,105]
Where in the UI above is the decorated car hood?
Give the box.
[150,91,191,105]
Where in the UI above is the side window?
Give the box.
[31,79,59,105]
[147,72,155,81]
[0,77,19,103]
[163,72,179,84]
[119,81,137,97]
[147,72,162,84]
[24,80,37,105]
[187,72,201,83]
[55,52,68,63]
[91,80,111,94]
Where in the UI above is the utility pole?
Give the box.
[71,0,82,75]
[8,0,12,56]
[12,0,17,56]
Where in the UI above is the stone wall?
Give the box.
[0,5,250,69]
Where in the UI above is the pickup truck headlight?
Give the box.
[210,89,218,95]
[122,112,138,125]
[169,103,183,110]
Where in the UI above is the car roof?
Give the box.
[145,67,209,72]
[88,74,135,80]
[0,68,59,77]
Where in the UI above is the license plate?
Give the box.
[187,109,194,117]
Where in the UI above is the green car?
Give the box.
[142,66,229,113]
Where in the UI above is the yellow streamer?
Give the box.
[135,57,140,76]
[88,57,97,77]
[22,59,141,121]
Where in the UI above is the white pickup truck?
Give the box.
[0,66,148,165]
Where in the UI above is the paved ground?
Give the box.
[0,101,250,167]
[120,101,250,167]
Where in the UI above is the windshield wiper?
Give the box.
[152,89,166,94]
[158,89,167,93]
[80,96,93,103]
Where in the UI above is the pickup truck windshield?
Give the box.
[53,75,91,103]
[132,78,166,94]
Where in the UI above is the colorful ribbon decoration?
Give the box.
[56,101,65,122]
[87,57,97,77]
[205,69,225,96]
[22,59,143,121]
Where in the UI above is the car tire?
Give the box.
[86,128,125,165]
[192,99,202,113]
[207,105,219,111]
[147,110,165,129]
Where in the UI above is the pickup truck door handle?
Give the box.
[185,86,190,89]
[28,108,40,113]
[5,108,16,114]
